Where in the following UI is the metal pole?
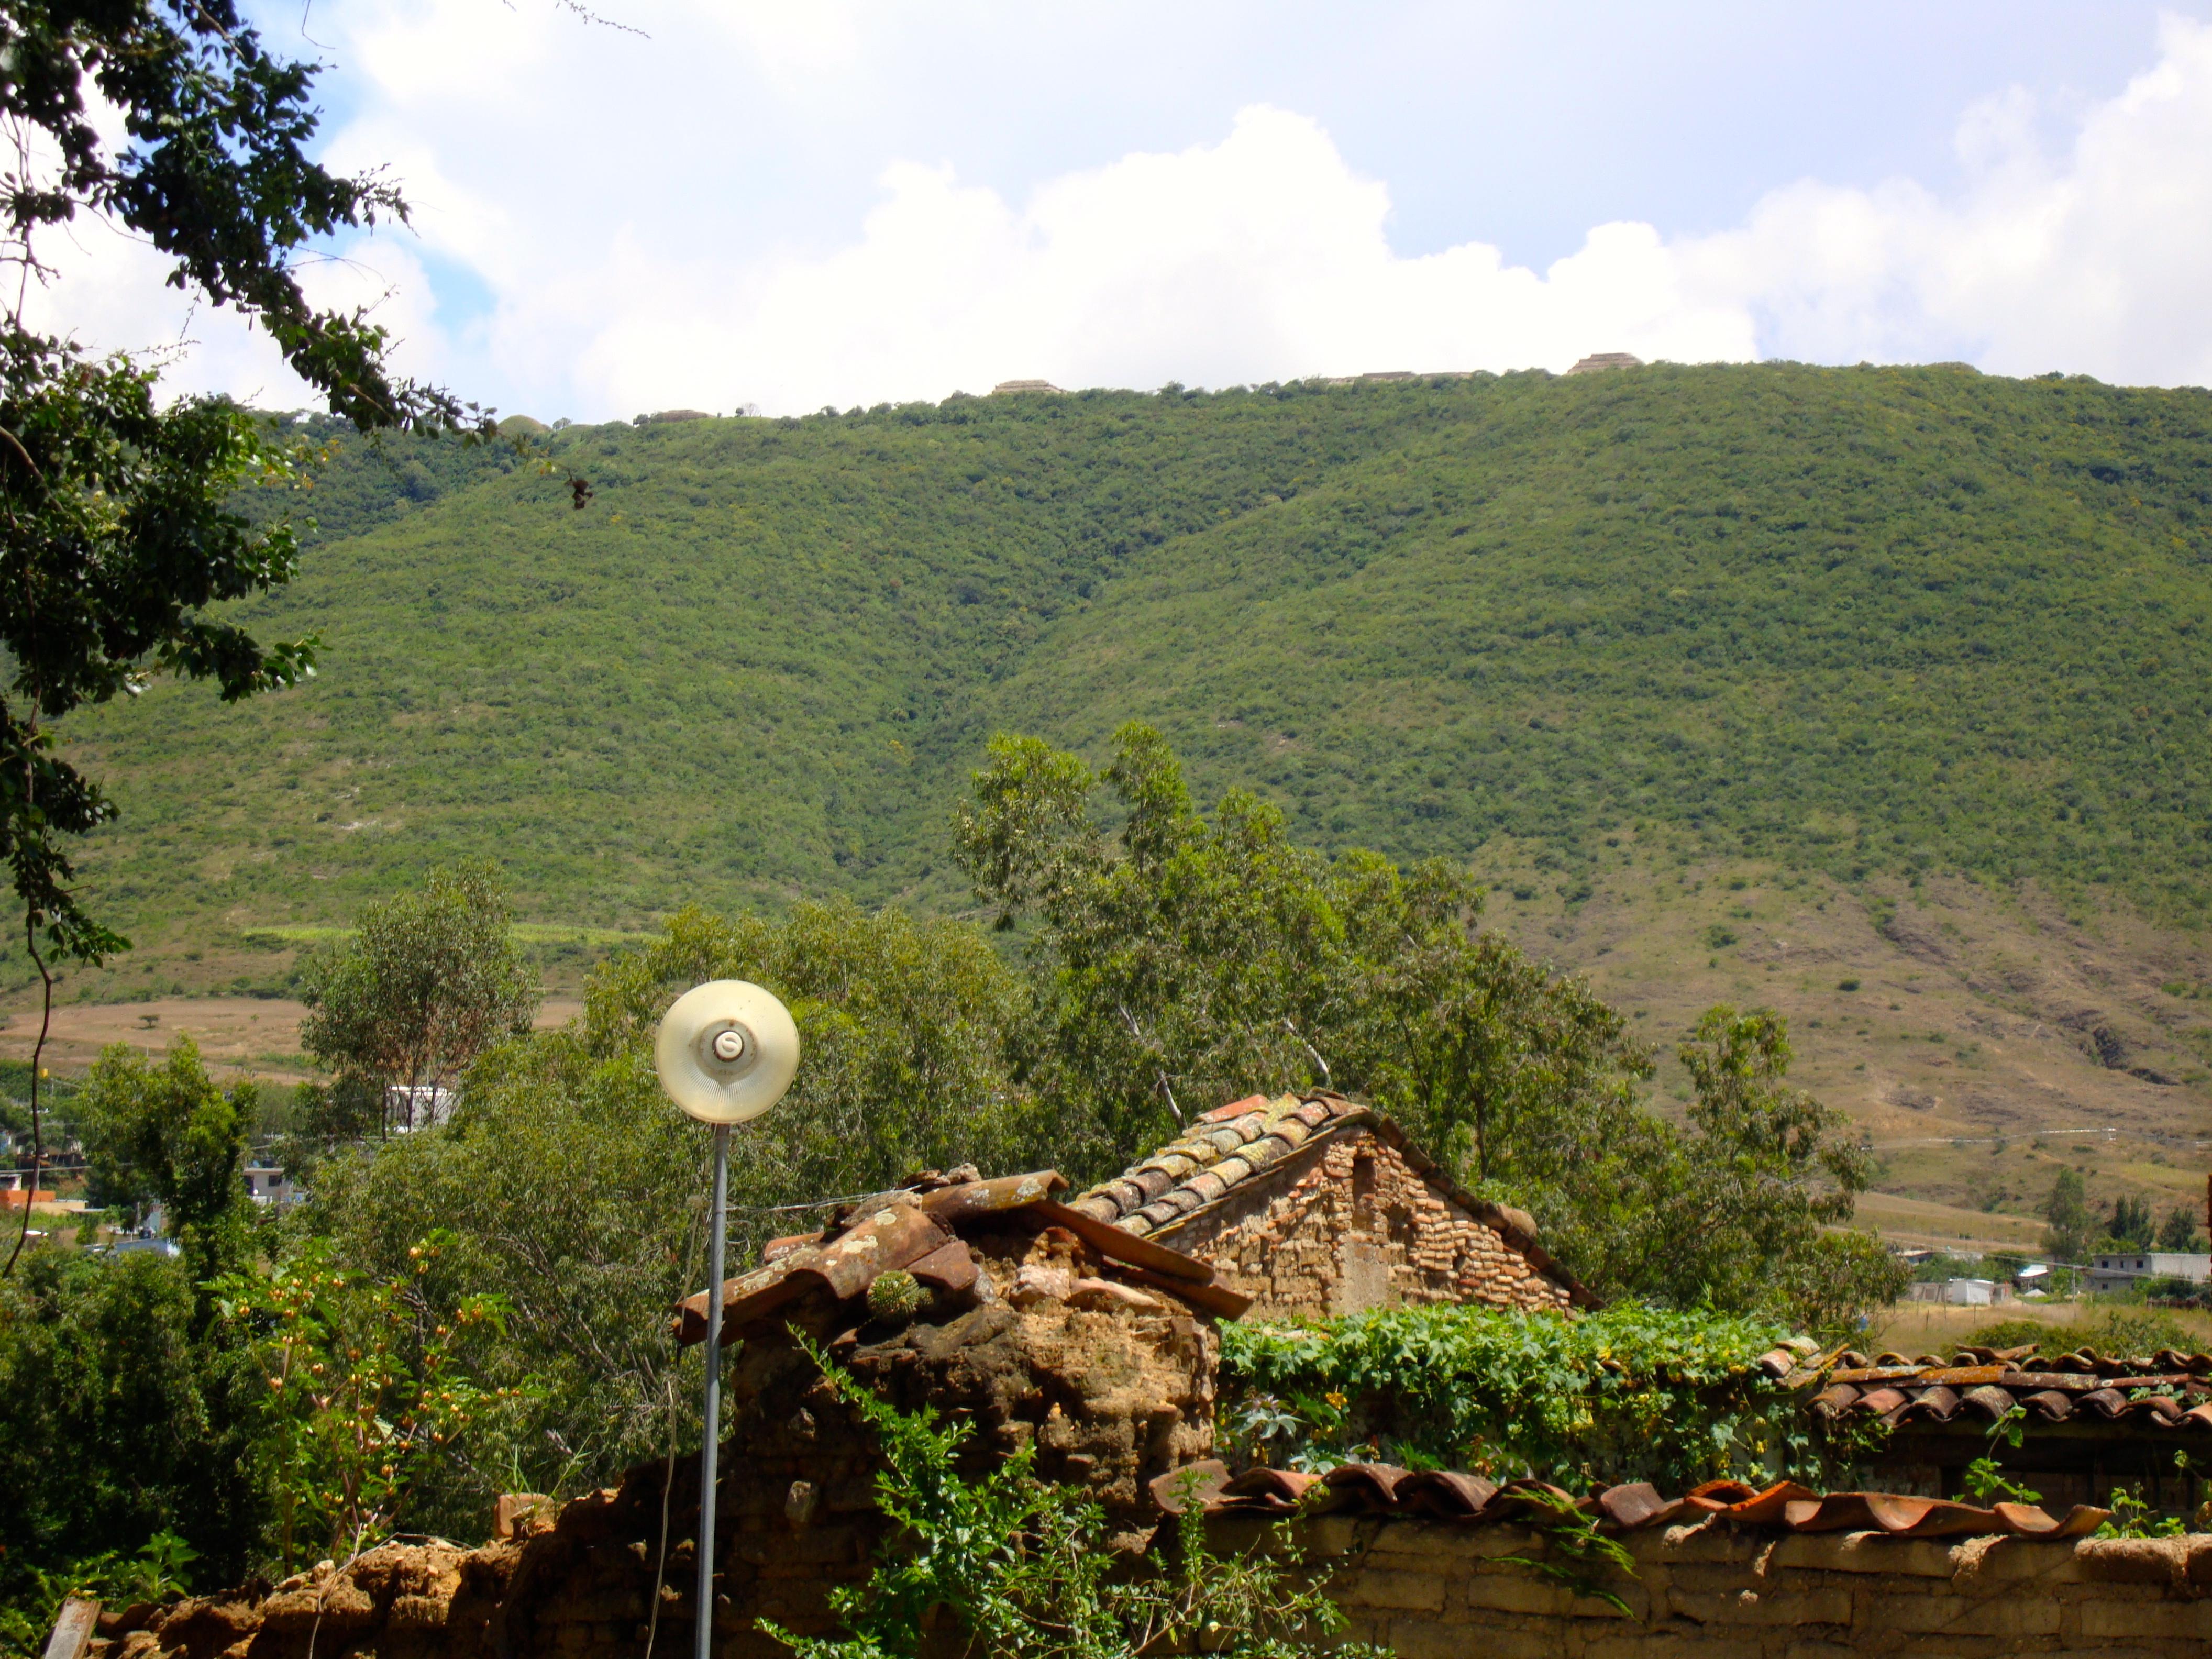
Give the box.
[694,1123,729,1659]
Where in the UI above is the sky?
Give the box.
[31,1,2212,419]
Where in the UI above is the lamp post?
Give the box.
[654,981,800,1659]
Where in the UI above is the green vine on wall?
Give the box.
[1221,1303,1883,1494]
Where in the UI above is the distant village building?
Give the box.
[990,379,1066,394]
[2088,1250,2211,1292]
[1066,1092,1593,1317]
[0,1169,55,1207]
[244,1164,302,1206]
[1905,1277,2013,1307]
[386,1083,457,1133]
[1565,352,1644,375]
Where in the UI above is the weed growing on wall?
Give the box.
[767,1336,1386,1659]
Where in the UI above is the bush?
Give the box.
[0,1251,262,1608]
[1964,1307,2197,1357]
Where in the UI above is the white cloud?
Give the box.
[561,106,1760,414]
[34,9,2212,415]
[1683,13,2212,386]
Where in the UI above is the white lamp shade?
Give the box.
[654,980,800,1125]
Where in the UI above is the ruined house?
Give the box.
[90,1146,2212,1659]
[1064,1091,1594,1316]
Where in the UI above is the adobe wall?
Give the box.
[123,1505,2212,1659]
[1293,1512,2212,1657]
[1162,1128,1574,1317]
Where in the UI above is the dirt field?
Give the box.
[1866,1296,2212,1357]
[0,994,583,1081]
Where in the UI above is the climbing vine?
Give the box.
[1221,1303,1882,1494]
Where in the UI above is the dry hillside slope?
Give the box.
[1481,849,2212,1246]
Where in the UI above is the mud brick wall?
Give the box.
[1285,1511,2212,1658]
[125,1504,2212,1659]
[1169,1129,1574,1317]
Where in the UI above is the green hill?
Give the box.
[20,361,2212,1242]
[46,362,2212,960]
[35,369,2212,946]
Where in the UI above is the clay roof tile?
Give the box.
[1210,1155,1254,1189]
[1201,1094,1271,1123]
[1130,1168,1177,1202]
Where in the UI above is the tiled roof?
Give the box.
[1771,1343,2212,1433]
[1152,1461,2108,1539]
[671,1167,1252,1343]
[1066,1091,1597,1307]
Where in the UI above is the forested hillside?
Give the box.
[51,361,2212,960]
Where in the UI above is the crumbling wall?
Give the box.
[1167,1130,1574,1317]
[113,1241,1218,1659]
[118,1505,2212,1659]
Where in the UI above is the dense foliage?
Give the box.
[958,723,1892,1317]
[74,1039,255,1274]
[50,364,2212,958]
[295,896,1049,1525]
[770,1340,1380,1659]
[1220,1303,1873,1495]
[211,1231,534,1570]
[0,1248,262,1614]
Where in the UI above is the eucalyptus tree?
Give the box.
[955,722,1886,1319]
[300,862,539,1135]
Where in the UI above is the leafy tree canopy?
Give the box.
[74,1037,253,1278]
[958,723,1884,1320]
[0,0,489,965]
[304,894,1046,1510]
[2044,1166,2094,1263]
[298,860,538,1133]
[2158,1202,2206,1252]
[2106,1194,2157,1252]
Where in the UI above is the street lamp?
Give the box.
[655,980,800,1659]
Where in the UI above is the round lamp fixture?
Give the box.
[654,979,800,1125]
